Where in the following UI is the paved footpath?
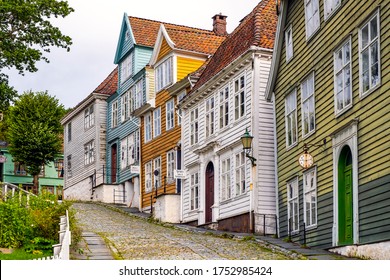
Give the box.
[70,202,353,260]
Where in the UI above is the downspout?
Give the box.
[272,92,280,237]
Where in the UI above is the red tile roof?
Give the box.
[93,67,118,95]
[191,0,277,92]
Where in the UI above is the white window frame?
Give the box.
[219,86,229,129]
[121,91,130,123]
[301,72,316,138]
[235,151,246,196]
[134,79,143,110]
[144,112,152,143]
[166,99,175,130]
[121,54,132,84]
[205,95,215,138]
[84,140,95,166]
[285,25,293,62]
[324,0,341,21]
[111,101,118,128]
[190,107,199,145]
[145,161,152,193]
[334,38,352,116]
[153,157,161,189]
[84,104,94,129]
[303,167,317,228]
[285,90,298,148]
[66,154,72,178]
[166,150,175,184]
[304,0,320,39]
[359,10,381,97]
[156,56,173,92]
[128,130,140,165]
[190,172,199,210]
[177,91,186,125]
[153,107,161,138]
[287,177,299,233]
[234,75,245,121]
[221,156,232,201]
[67,122,72,142]
[120,137,128,170]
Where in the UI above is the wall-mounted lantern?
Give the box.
[241,128,257,167]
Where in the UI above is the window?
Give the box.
[145,161,152,193]
[153,107,161,137]
[111,101,118,128]
[303,167,317,228]
[285,90,297,148]
[177,91,186,125]
[221,157,232,201]
[166,99,175,130]
[84,105,94,129]
[285,25,293,62]
[301,73,315,137]
[120,137,128,170]
[359,11,380,96]
[54,159,64,178]
[84,140,95,165]
[219,86,229,129]
[121,91,130,123]
[235,152,246,196]
[67,155,72,178]
[287,177,299,233]
[121,54,132,83]
[205,96,215,138]
[130,80,143,112]
[167,150,176,184]
[67,122,72,142]
[234,75,245,120]
[304,0,320,39]
[128,130,140,165]
[144,113,152,142]
[190,107,199,145]
[324,0,341,20]
[334,39,352,115]
[156,57,173,92]
[14,163,27,176]
[190,172,199,210]
[153,157,161,189]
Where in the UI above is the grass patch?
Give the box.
[0,247,52,260]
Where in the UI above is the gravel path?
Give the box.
[72,202,296,260]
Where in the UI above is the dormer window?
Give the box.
[121,54,132,84]
[156,57,173,92]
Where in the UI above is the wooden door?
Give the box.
[111,144,117,183]
[205,162,214,223]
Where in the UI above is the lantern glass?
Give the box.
[241,129,253,151]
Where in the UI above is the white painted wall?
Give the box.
[154,194,181,223]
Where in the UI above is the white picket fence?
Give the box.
[1,182,37,202]
[36,210,71,260]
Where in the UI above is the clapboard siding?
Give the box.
[272,0,390,247]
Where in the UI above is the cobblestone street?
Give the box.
[71,203,298,260]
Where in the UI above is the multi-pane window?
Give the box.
[287,177,299,233]
[145,161,152,193]
[301,73,315,137]
[67,122,72,142]
[156,57,173,92]
[121,91,130,123]
[334,39,352,114]
[14,163,27,176]
[285,90,297,148]
[84,140,95,165]
[134,80,143,110]
[235,152,246,196]
[167,150,176,184]
[144,113,152,142]
[285,25,293,62]
[111,101,118,128]
[190,172,199,210]
[190,108,199,145]
[359,11,380,96]
[177,91,186,125]
[219,86,229,129]
[205,96,215,138]
[128,130,140,165]
[166,99,175,130]
[324,0,341,20]
[304,167,317,228]
[304,0,320,39]
[153,107,161,138]
[221,157,232,201]
[121,55,132,83]
[84,105,94,129]
[234,75,245,120]
[67,155,72,178]
[120,137,128,170]
[153,157,161,189]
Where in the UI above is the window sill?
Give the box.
[302,129,316,141]
[359,82,381,100]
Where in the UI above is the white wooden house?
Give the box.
[179,0,278,234]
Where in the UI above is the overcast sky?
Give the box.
[5,0,262,109]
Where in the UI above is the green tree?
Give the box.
[6,91,66,189]
[0,0,74,106]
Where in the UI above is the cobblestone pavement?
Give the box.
[72,203,300,260]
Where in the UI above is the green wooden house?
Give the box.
[265,0,390,259]
[0,141,64,197]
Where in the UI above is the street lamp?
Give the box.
[241,128,256,167]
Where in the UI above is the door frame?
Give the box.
[205,161,214,224]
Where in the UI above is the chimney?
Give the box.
[212,13,227,36]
